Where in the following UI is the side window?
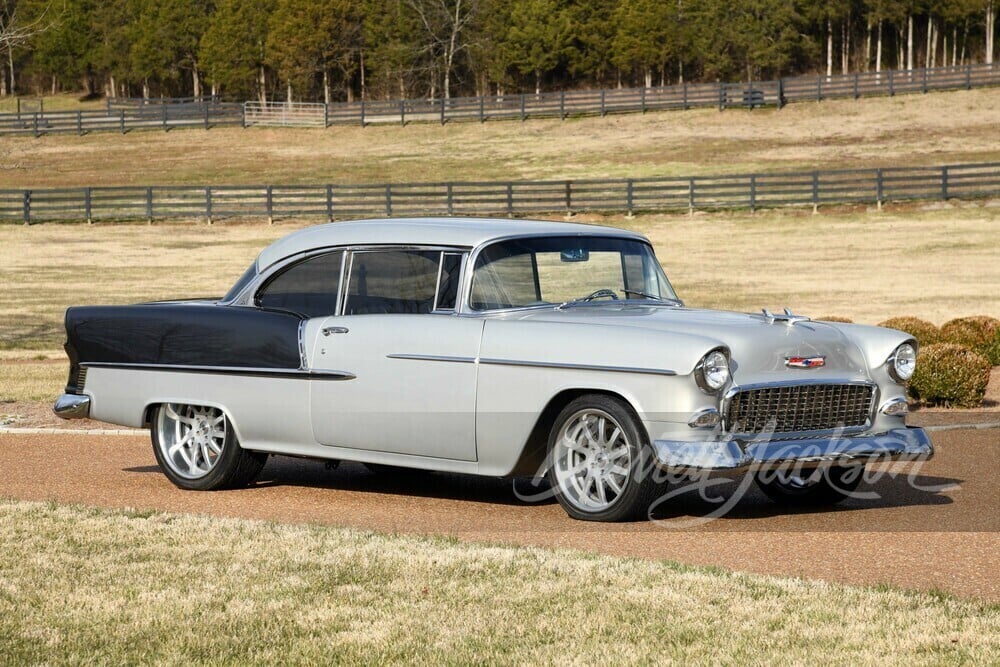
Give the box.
[256,251,344,318]
[344,250,441,315]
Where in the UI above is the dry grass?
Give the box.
[1,204,997,360]
[1,87,999,188]
[0,500,996,665]
[0,94,106,114]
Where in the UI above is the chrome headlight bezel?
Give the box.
[695,348,731,393]
[886,342,917,383]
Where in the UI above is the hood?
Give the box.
[500,305,870,383]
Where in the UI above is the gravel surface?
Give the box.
[0,427,996,601]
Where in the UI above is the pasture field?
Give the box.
[1,205,997,404]
[1,87,999,188]
[0,500,996,664]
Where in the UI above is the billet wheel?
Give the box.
[548,394,661,522]
[151,403,266,490]
[754,465,864,507]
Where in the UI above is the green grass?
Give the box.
[0,500,996,665]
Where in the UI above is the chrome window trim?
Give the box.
[249,248,347,313]
[80,361,355,381]
[720,379,879,440]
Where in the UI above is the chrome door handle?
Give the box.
[322,326,349,336]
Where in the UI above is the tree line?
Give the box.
[1,0,997,103]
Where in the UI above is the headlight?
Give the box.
[887,342,917,382]
[696,349,730,393]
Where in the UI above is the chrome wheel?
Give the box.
[155,403,227,480]
[552,408,633,512]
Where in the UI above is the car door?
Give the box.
[309,248,483,461]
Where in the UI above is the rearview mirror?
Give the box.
[560,249,590,262]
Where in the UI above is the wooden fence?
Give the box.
[3,162,998,224]
[0,62,997,136]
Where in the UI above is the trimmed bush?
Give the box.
[877,317,940,348]
[816,316,853,323]
[940,316,1000,365]
[908,343,991,408]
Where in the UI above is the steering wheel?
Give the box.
[580,288,620,302]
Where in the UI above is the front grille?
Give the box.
[725,383,875,435]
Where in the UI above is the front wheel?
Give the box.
[548,395,661,522]
[754,465,863,507]
[151,403,267,491]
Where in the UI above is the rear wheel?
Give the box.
[548,395,661,522]
[754,465,863,507]
[151,403,266,490]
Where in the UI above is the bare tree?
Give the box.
[0,1,55,95]
[404,0,479,100]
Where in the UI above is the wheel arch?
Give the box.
[506,387,645,477]
[142,399,247,446]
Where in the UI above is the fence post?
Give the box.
[241,104,247,129]
[360,100,366,127]
[84,187,92,224]
[22,190,31,225]
[718,84,725,111]
[401,99,406,126]
[145,187,153,223]
[749,175,757,213]
[323,102,329,128]
[817,75,822,102]
[600,89,606,117]
[776,79,783,109]
[77,111,83,135]
[941,166,949,200]
[564,181,572,217]
[105,97,111,115]
[688,178,695,214]
[682,82,689,109]
[266,185,274,224]
[626,179,634,218]
[120,109,125,134]
[965,63,972,90]
[520,94,526,122]
[162,104,168,131]
[326,184,334,222]
[640,87,646,114]
[446,183,454,216]
[888,69,894,96]
[811,171,819,214]
[440,97,446,125]
[922,67,928,93]
[205,187,213,224]
[479,94,485,123]
[32,112,39,138]
[559,90,565,120]
[384,184,392,216]
[204,103,210,130]
[853,73,859,99]
[506,182,513,216]
[876,168,884,211]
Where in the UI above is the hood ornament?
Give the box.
[785,355,826,368]
[762,308,811,326]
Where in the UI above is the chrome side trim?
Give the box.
[297,319,308,369]
[53,394,91,419]
[879,397,909,416]
[387,354,476,364]
[687,408,721,428]
[478,357,677,376]
[80,362,355,381]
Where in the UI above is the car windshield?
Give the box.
[470,236,679,311]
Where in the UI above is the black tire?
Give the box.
[754,465,864,507]
[547,394,661,522]
[151,403,267,491]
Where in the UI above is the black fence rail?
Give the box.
[1,62,998,136]
[3,162,998,224]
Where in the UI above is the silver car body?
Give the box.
[56,217,931,476]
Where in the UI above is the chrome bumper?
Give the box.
[53,394,91,420]
[653,427,933,472]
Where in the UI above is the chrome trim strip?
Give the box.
[478,357,677,376]
[297,319,308,369]
[687,408,721,428]
[53,393,91,419]
[879,396,909,415]
[387,354,476,364]
[80,362,355,381]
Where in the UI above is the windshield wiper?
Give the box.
[621,289,683,306]
[557,288,619,309]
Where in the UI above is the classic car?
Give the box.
[54,217,933,522]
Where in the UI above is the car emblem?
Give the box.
[785,355,826,368]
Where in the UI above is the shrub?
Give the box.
[877,317,940,348]
[908,343,991,408]
[940,316,1000,365]
[817,316,853,323]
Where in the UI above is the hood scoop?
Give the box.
[760,308,811,326]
